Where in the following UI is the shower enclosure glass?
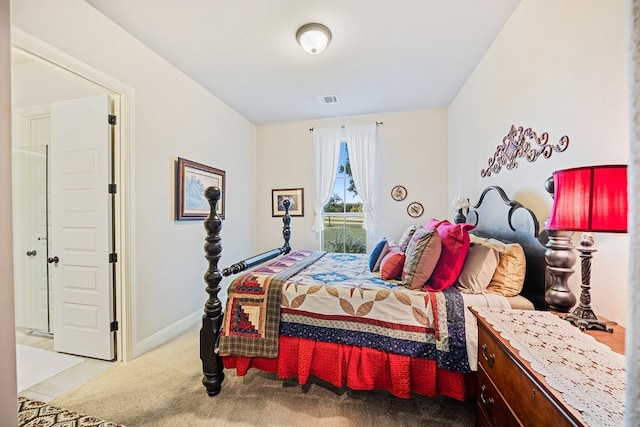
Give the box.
[12,144,52,334]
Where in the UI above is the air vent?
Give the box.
[318,95,339,105]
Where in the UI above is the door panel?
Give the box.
[12,111,52,333]
[51,94,114,360]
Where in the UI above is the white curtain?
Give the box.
[345,123,378,231]
[312,126,342,232]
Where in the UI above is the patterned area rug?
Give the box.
[18,397,127,427]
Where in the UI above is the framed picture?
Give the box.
[391,185,407,201]
[407,201,424,218]
[176,157,225,220]
[271,188,304,217]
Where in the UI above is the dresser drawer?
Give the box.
[477,323,581,427]
[477,364,521,427]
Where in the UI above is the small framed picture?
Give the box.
[272,188,304,217]
[176,157,225,220]
[391,185,407,201]
[407,201,424,218]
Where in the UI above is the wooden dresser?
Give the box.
[470,308,625,427]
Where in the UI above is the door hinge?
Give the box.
[108,183,117,194]
[108,114,117,125]
[109,253,118,263]
[110,321,118,332]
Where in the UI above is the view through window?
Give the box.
[323,142,366,253]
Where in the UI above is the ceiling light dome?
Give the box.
[296,23,332,55]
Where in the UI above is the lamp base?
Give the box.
[564,307,612,332]
[563,236,612,333]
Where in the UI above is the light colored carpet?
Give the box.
[53,325,476,426]
[17,344,83,392]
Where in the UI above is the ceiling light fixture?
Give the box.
[296,23,332,55]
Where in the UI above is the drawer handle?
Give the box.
[480,385,494,408]
[481,343,495,367]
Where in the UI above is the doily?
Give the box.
[475,307,625,427]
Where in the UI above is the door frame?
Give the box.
[12,27,135,362]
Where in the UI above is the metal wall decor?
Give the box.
[481,125,569,177]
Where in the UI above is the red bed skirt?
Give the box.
[222,335,476,400]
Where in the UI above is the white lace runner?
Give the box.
[475,307,626,427]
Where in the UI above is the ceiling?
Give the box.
[84,0,521,126]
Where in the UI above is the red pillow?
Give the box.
[425,219,475,291]
[379,244,406,280]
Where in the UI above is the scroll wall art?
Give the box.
[481,125,569,177]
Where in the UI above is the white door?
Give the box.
[51,95,115,360]
[12,110,53,333]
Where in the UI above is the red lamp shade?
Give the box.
[547,165,628,233]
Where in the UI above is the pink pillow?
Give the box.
[425,219,475,291]
[380,244,406,280]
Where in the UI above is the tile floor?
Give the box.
[16,328,114,403]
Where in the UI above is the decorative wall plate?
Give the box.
[391,185,407,201]
[407,202,424,218]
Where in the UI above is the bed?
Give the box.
[199,186,549,400]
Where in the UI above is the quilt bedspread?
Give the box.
[279,253,470,372]
[220,251,470,373]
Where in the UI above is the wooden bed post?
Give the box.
[200,190,292,396]
[200,186,225,396]
[281,199,291,254]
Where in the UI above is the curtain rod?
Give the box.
[309,121,383,132]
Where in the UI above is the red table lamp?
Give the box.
[547,165,628,331]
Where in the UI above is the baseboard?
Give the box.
[132,310,201,359]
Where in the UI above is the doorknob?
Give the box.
[47,256,59,264]
[26,250,37,256]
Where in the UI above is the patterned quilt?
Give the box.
[219,250,324,358]
[220,252,470,373]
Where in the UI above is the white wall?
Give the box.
[1,0,17,423]
[256,110,449,253]
[449,0,629,325]
[12,0,258,357]
[12,58,105,108]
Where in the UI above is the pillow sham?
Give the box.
[380,244,406,280]
[398,225,417,252]
[425,219,475,291]
[368,237,388,272]
[455,242,502,294]
[470,235,526,296]
[373,241,391,272]
[402,227,442,289]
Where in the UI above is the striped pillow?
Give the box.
[402,228,442,289]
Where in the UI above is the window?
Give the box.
[322,142,366,253]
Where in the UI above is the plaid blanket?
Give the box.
[219,250,326,357]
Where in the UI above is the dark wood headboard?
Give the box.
[466,186,549,310]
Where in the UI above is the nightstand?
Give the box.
[470,307,626,427]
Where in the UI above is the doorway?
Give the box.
[12,136,51,334]
[12,29,133,362]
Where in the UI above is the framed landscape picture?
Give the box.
[271,188,304,217]
[176,157,225,220]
